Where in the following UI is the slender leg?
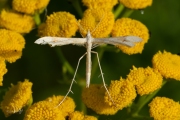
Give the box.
[91,51,115,106]
[55,52,87,108]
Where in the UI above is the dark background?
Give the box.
[0,0,180,119]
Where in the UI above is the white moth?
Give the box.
[35,30,142,107]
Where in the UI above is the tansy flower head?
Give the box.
[149,97,180,120]
[79,9,114,38]
[152,51,180,81]
[45,95,75,117]
[119,0,153,9]
[111,18,149,54]
[12,0,50,14]
[0,58,7,86]
[82,84,119,115]
[38,11,78,37]
[104,78,136,110]
[0,29,25,63]
[69,111,97,120]
[126,66,163,95]
[82,0,118,10]
[24,101,65,120]
[1,79,32,117]
[0,10,35,33]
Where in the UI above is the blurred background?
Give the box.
[0,0,180,119]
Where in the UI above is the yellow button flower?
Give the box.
[82,84,119,115]
[45,95,75,117]
[152,51,180,81]
[82,0,118,10]
[12,0,50,14]
[79,9,114,38]
[104,78,136,110]
[1,79,32,117]
[38,11,78,37]
[111,18,149,54]
[69,111,97,120]
[0,10,35,33]
[126,66,163,95]
[149,97,180,120]
[119,0,153,9]
[24,101,65,120]
[0,58,7,86]
[0,29,25,63]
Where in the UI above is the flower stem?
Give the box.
[33,13,41,25]
[70,0,83,17]
[122,9,134,17]
[131,80,167,116]
[53,47,74,75]
[114,3,125,19]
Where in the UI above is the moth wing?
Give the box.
[35,37,87,47]
[93,36,142,47]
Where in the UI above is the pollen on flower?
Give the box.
[126,66,163,95]
[45,95,75,117]
[104,78,136,110]
[24,101,65,120]
[69,111,97,120]
[0,29,25,63]
[79,9,114,38]
[12,0,50,14]
[82,0,118,10]
[1,79,32,117]
[0,10,35,33]
[111,18,149,54]
[0,58,7,86]
[82,84,119,115]
[152,51,180,81]
[38,11,78,37]
[119,0,152,9]
[149,97,180,120]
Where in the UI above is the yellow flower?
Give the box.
[0,29,25,63]
[24,101,65,120]
[12,0,50,14]
[126,66,163,95]
[38,12,78,37]
[149,97,180,120]
[82,0,118,10]
[152,51,180,81]
[0,58,7,86]
[111,18,149,54]
[104,78,136,110]
[119,0,153,9]
[69,111,97,120]
[1,79,32,117]
[0,10,35,33]
[79,9,114,38]
[45,95,75,117]
[82,84,119,115]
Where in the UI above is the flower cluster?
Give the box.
[152,51,180,80]
[149,97,180,120]
[0,0,50,86]
[24,95,97,120]
[4,0,180,120]
[38,12,78,37]
[112,18,149,54]
[12,0,50,14]
[119,0,152,9]
[126,66,163,95]
[1,80,32,117]
[82,84,119,115]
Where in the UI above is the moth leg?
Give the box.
[91,51,116,106]
[55,52,87,107]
